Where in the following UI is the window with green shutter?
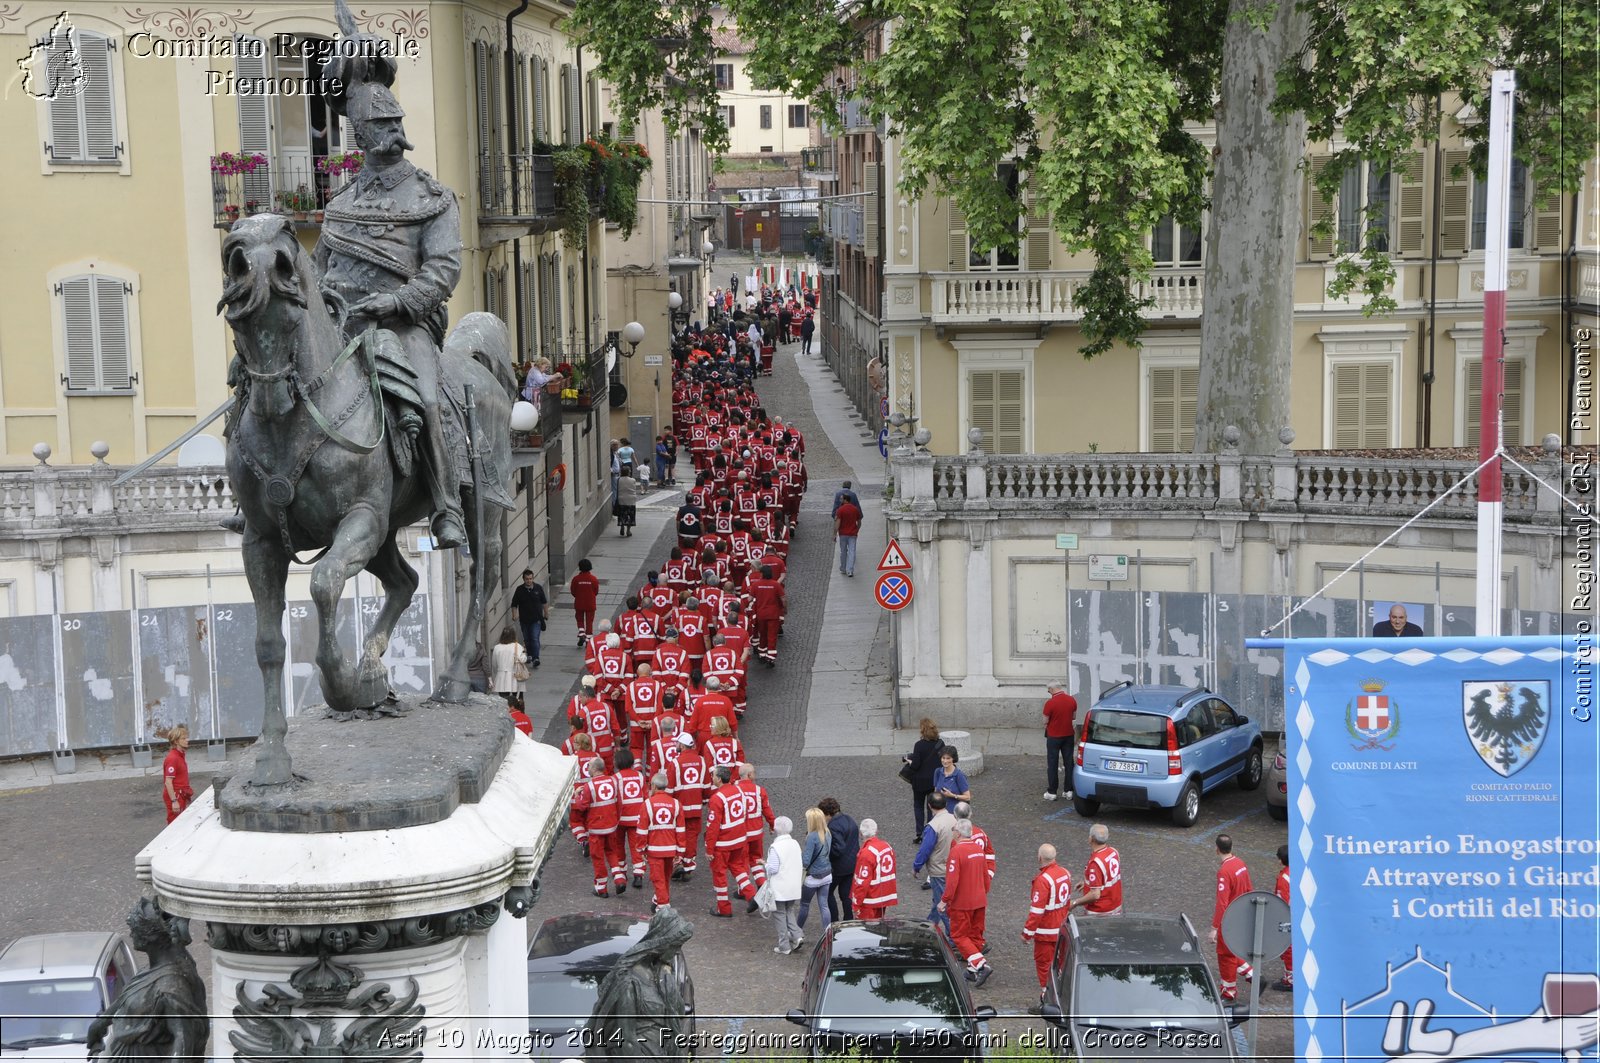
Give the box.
[969,369,1025,454]
[59,273,133,393]
[1149,364,1198,452]
[1330,361,1392,448]
[1463,358,1525,446]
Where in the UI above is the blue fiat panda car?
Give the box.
[1072,683,1263,827]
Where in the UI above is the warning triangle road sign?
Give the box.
[878,538,911,572]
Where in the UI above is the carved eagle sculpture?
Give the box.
[1465,685,1545,770]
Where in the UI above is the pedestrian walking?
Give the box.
[508,700,533,736]
[850,820,898,919]
[940,819,994,987]
[490,626,528,705]
[641,774,686,912]
[1273,844,1293,991]
[1209,833,1254,1002]
[796,807,833,933]
[832,495,862,577]
[831,481,860,517]
[510,569,549,668]
[766,816,805,954]
[904,719,944,841]
[161,725,192,824]
[1022,844,1073,1009]
[1042,680,1077,800]
[820,797,860,921]
[952,802,994,949]
[571,559,600,645]
[572,757,626,897]
[616,471,639,536]
[799,313,814,355]
[705,764,759,916]
[1068,823,1124,915]
[739,763,777,886]
[912,793,957,936]
[932,748,972,805]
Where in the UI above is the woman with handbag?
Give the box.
[795,807,833,933]
[764,816,804,954]
[491,626,529,705]
[903,718,944,843]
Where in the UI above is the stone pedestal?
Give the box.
[137,695,575,1063]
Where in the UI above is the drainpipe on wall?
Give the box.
[504,0,529,362]
[1422,97,1443,447]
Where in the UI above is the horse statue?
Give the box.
[218,213,513,785]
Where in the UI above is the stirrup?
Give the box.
[433,511,466,549]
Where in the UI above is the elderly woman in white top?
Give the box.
[521,357,559,406]
[765,816,804,954]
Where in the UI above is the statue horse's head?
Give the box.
[217,214,340,420]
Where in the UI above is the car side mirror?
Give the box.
[786,1008,809,1027]
[1229,1004,1251,1027]
[1233,715,1248,726]
[973,1005,996,1022]
[1039,1003,1065,1027]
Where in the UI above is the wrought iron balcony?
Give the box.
[546,342,612,415]
[511,385,565,451]
[801,145,836,179]
[211,154,356,229]
[478,152,558,226]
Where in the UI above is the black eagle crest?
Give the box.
[1465,685,1545,773]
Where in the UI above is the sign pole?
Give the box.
[1247,896,1267,1062]
[1476,69,1515,637]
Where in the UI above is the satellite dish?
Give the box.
[177,434,226,467]
[606,345,618,374]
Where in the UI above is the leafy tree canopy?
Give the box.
[569,0,1596,356]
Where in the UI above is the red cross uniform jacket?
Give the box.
[642,792,687,858]
[666,749,710,812]
[852,838,899,909]
[572,772,621,836]
[625,677,665,733]
[1023,863,1074,941]
[705,782,750,850]
[613,767,647,828]
[1084,846,1125,914]
[701,734,745,777]
[736,779,775,842]
[944,837,990,911]
[1214,855,1253,929]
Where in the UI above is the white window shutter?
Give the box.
[560,63,580,145]
[969,371,996,452]
[1360,363,1390,447]
[474,42,491,157]
[1396,151,1426,256]
[1465,358,1525,445]
[862,164,880,259]
[46,32,83,160]
[1438,149,1472,255]
[235,37,272,205]
[1024,179,1052,271]
[1333,363,1391,448]
[532,57,548,143]
[61,276,97,389]
[1529,185,1565,251]
[518,259,534,359]
[947,199,968,271]
[1306,154,1335,259]
[79,33,117,161]
[586,74,599,141]
[995,370,1025,453]
[93,275,131,388]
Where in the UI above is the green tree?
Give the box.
[569,0,1597,453]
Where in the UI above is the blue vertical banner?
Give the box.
[1253,636,1598,1063]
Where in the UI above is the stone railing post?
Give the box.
[1535,433,1564,520]
[89,441,115,516]
[964,438,988,510]
[901,452,936,514]
[1272,427,1299,508]
[1215,425,1243,509]
[31,443,57,524]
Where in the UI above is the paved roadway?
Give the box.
[0,330,1294,1060]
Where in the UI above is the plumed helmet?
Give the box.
[327,0,404,123]
[341,80,406,123]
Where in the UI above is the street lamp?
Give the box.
[667,291,684,311]
[510,401,539,432]
[621,320,646,356]
[702,238,715,255]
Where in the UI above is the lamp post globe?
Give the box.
[667,291,684,310]
[510,401,539,432]
[702,239,715,255]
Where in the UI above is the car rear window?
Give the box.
[815,967,964,1034]
[1085,710,1167,750]
[0,979,104,1047]
[1075,962,1220,1019]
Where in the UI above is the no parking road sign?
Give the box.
[875,572,914,611]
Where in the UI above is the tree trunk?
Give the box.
[1195,0,1307,455]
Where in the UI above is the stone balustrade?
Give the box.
[0,464,235,535]
[929,267,1205,324]
[893,444,1578,523]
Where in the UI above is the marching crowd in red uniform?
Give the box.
[561,327,809,912]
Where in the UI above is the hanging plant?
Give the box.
[552,147,590,250]
[602,141,651,238]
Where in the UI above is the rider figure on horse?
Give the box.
[313,72,468,549]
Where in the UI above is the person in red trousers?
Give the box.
[1022,844,1073,1010]
[851,819,898,920]
[939,819,994,987]
[570,558,600,646]
[641,773,686,912]
[1210,833,1254,1001]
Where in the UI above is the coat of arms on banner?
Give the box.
[1462,680,1549,777]
[1346,679,1400,751]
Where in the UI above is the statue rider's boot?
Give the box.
[220,511,247,534]
[422,405,467,549]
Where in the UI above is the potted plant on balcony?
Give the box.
[599,139,650,238]
[223,203,241,223]
[317,150,365,178]
[210,151,269,176]
[244,199,261,216]
[277,185,317,221]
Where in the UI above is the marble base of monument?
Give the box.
[136,694,574,1062]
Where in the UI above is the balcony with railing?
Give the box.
[211,153,358,228]
[548,341,613,416]
[478,152,558,225]
[511,383,565,451]
[928,267,1205,325]
[801,145,836,180]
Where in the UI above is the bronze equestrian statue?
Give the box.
[219,1,514,785]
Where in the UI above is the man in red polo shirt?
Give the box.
[162,725,192,823]
[833,495,863,578]
[1042,680,1078,800]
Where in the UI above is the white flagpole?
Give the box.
[1475,70,1515,637]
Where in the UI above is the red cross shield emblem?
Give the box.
[1356,694,1389,731]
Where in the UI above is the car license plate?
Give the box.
[1103,759,1144,774]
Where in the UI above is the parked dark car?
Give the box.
[785,919,996,1060]
[525,912,695,1059]
[0,932,138,1061]
[1073,683,1264,826]
[1039,913,1246,1061]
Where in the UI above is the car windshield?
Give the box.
[1086,710,1167,750]
[815,966,965,1035]
[1074,963,1222,1025]
[0,978,105,1046]
[527,970,605,1026]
